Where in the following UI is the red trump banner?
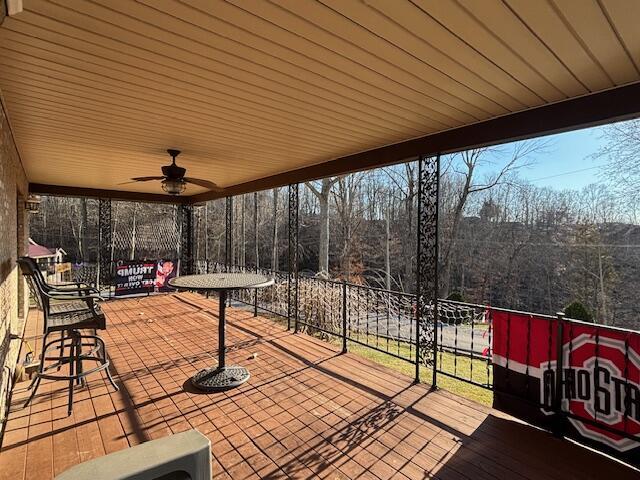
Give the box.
[492,310,640,467]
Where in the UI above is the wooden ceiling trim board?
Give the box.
[0,84,339,160]
[0,51,404,149]
[599,0,640,70]
[2,98,349,163]
[217,0,478,123]
[0,62,364,154]
[93,0,491,124]
[6,119,284,171]
[552,0,639,84]
[9,134,281,174]
[545,0,614,87]
[6,16,434,137]
[456,0,586,97]
[248,0,492,119]
[1,95,343,162]
[497,0,590,94]
[412,0,563,103]
[153,0,507,118]
[190,81,640,203]
[1,32,421,141]
[0,46,380,148]
[6,112,375,177]
[3,101,337,174]
[11,133,313,179]
[451,0,570,100]
[29,183,191,204]
[192,0,491,121]
[28,1,464,131]
[324,0,523,111]
[504,0,613,92]
[0,77,352,158]
[5,122,262,171]
[15,144,222,183]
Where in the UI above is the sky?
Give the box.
[474,123,613,190]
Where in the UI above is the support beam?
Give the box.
[225,197,233,269]
[416,154,440,386]
[98,198,112,289]
[179,204,194,275]
[288,184,299,332]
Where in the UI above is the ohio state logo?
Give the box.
[540,333,640,452]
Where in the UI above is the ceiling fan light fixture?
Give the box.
[162,178,186,195]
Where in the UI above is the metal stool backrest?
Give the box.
[21,256,58,294]
[17,257,49,313]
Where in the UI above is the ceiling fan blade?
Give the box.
[118,176,164,185]
[184,177,223,191]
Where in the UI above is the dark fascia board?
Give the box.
[29,183,190,204]
[190,81,640,203]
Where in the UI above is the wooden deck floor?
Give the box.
[1,293,637,480]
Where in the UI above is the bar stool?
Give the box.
[17,258,119,416]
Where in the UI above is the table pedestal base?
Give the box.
[191,366,250,391]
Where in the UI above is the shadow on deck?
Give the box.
[1,293,637,479]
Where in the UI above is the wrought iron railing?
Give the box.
[196,263,426,366]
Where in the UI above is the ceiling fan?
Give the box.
[121,149,222,195]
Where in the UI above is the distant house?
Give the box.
[28,239,68,282]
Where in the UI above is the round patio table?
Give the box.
[168,273,274,391]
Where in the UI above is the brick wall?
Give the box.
[0,92,29,434]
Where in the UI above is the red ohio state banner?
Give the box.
[492,310,640,467]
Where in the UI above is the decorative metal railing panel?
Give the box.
[98,198,112,286]
[345,283,418,362]
[287,184,299,331]
[178,204,194,275]
[417,154,440,383]
[297,277,343,338]
[436,300,493,388]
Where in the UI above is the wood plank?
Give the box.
[505,0,613,92]
[552,0,638,85]
[1,296,638,480]
[600,0,640,70]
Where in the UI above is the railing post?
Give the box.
[342,280,348,354]
[287,183,299,332]
[225,196,233,272]
[254,288,258,317]
[98,198,112,294]
[416,154,440,387]
[554,312,566,437]
[178,204,194,275]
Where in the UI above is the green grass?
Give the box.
[335,338,493,406]
[244,307,494,406]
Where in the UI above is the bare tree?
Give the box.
[332,174,367,281]
[440,141,545,297]
[305,177,341,277]
[596,119,640,202]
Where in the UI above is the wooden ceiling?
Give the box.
[1,0,639,200]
